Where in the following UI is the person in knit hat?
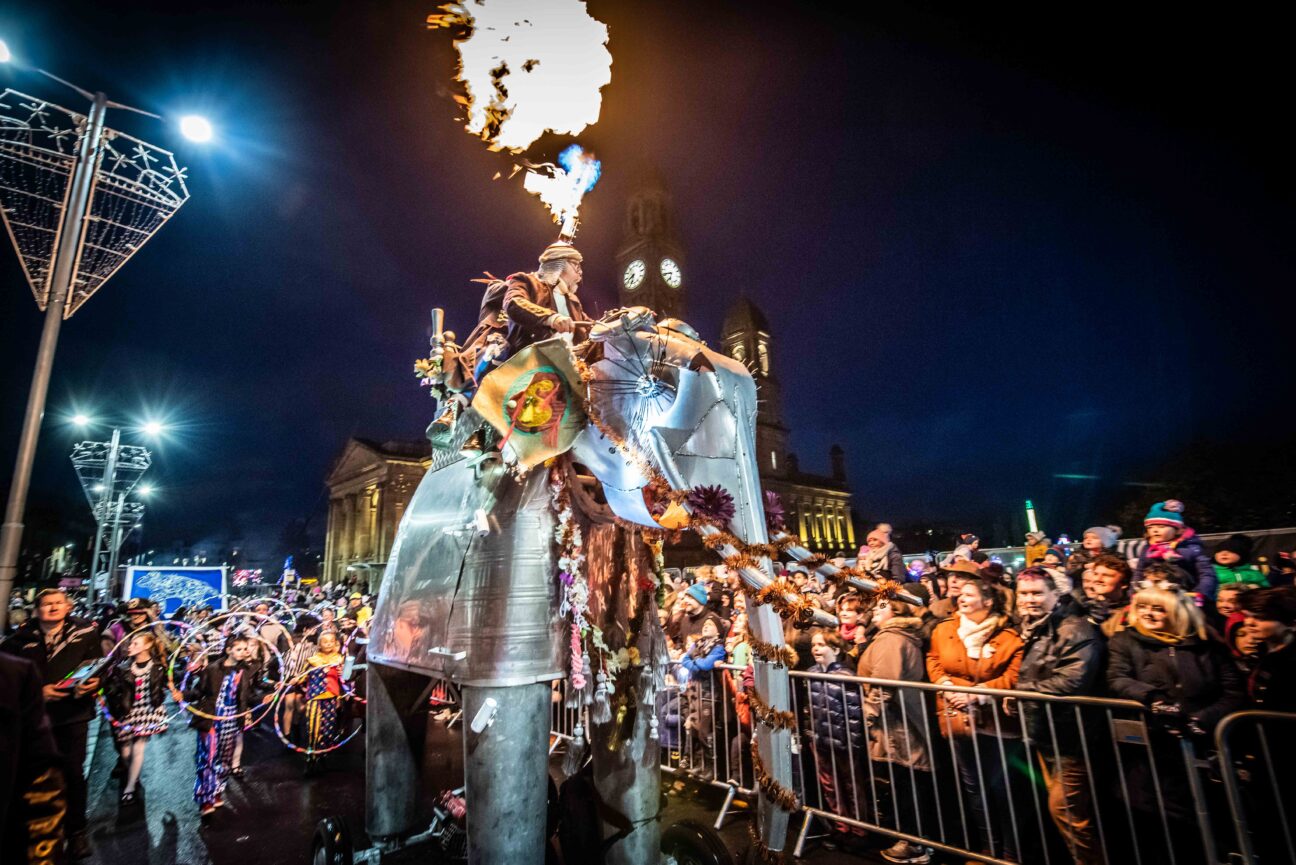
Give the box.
[857,526,906,583]
[1135,500,1217,598]
[1212,534,1269,589]
[1066,525,1121,582]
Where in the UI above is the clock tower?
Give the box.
[615,181,686,319]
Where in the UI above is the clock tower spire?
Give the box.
[615,178,685,319]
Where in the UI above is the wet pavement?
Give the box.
[77,712,893,864]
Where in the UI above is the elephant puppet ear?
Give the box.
[688,352,715,373]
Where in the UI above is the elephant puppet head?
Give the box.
[574,307,768,546]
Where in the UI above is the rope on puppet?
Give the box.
[749,737,800,812]
[745,686,796,731]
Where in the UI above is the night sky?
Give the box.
[1,2,1291,563]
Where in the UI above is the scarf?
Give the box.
[1133,618,1187,645]
[1146,527,1196,561]
[956,613,1002,659]
[862,542,895,577]
[690,635,721,659]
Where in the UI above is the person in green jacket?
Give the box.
[1213,534,1269,588]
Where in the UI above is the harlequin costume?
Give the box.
[104,657,169,744]
[303,651,345,755]
[184,661,253,811]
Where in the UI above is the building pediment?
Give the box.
[326,439,388,488]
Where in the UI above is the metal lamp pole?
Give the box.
[0,92,107,627]
[86,427,120,597]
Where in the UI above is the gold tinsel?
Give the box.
[748,636,799,667]
[746,687,796,730]
[749,738,801,812]
[747,822,790,865]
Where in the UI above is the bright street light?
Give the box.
[179,114,213,143]
[0,40,12,64]
[141,420,164,436]
[139,485,154,496]
[93,484,105,493]
[72,413,91,426]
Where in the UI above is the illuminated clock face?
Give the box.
[660,258,682,288]
[623,259,646,290]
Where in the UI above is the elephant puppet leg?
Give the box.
[365,662,429,844]
[463,683,552,865]
[590,691,662,865]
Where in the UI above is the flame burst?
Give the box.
[523,144,602,238]
[429,0,612,154]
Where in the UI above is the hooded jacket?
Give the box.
[856,617,930,770]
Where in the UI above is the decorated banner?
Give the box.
[472,336,587,470]
[123,566,227,615]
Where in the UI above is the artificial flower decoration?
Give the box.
[686,484,736,527]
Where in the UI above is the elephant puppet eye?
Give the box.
[688,352,715,373]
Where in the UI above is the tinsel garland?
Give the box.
[747,636,799,667]
[749,738,801,812]
[745,686,796,731]
[747,823,790,865]
[550,465,594,694]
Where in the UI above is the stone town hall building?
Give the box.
[323,184,855,586]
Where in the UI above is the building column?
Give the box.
[324,498,338,583]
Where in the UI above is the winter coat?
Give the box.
[0,654,65,865]
[807,661,864,754]
[1015,599,1106,752]
[680,638,726,694]
[1212,563,1268,588]
[1024,541,1051,568]
[856,618,930,770]
[1244,641,1296,712]
[1136,529,1217,598]
[103,657,169,719]
[926,614,1024,738]
[1107,629,1246,731]
[0,616,103,727]
[656,687,682,749]
[860,544,906,583]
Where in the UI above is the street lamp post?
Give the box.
[85,427,121,595]
[0,47,203,628]
[0,92,108,625]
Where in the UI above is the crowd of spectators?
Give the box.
[657,503,1296,864]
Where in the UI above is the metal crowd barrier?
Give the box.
[546,665,1296,864]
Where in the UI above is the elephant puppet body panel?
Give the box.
[369,458,564,686]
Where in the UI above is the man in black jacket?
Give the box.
[1010,568,1105,865]
[1,589,102,860]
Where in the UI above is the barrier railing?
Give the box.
[546,663,1295,864]
[1215,710,1296,865]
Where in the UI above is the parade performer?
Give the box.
[176,633,258,819]
[427,240,590,447]
[301,631,346,774]
[103,631,170,808]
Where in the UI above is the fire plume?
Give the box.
[429,0,612,154]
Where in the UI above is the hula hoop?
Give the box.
[270,656,363,756]
[167,611,288,724]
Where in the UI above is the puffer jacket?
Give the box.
[1136,529,1217,598]
[807,661,864,754]
[1107,629,1246,731]
[856,618,930,770]
[1015,598,1105,752]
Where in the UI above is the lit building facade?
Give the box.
[323,438,430,587]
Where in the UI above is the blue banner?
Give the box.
[124,566,227,615]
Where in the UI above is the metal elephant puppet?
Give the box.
[365,302,897,864]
